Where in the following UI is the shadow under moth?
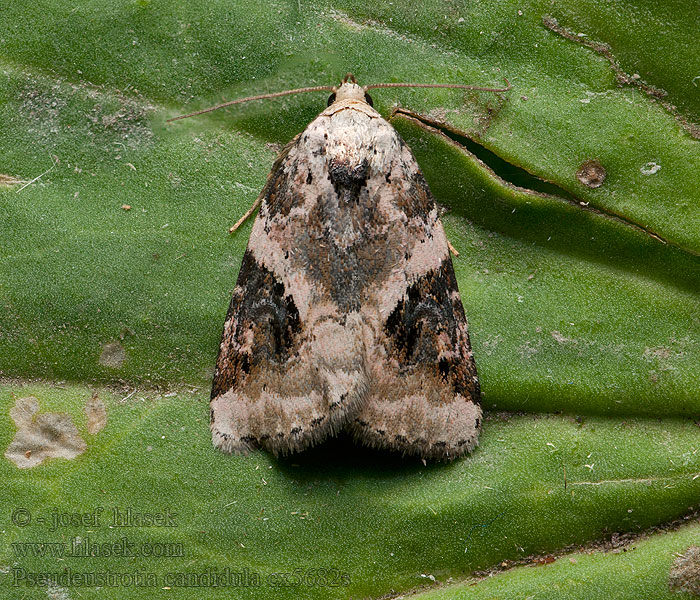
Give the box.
[170,74,510,461]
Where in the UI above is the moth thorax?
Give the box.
[334,82,366,103]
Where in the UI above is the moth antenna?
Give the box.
[364,78,511,93]
[167,85,336,122]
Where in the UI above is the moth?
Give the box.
[170,74,509,460]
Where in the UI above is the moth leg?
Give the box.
[447,238,459,257]
[228,196,261,234]
[228,134,300,235]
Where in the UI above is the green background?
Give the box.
[1,0,698,598]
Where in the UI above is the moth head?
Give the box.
[328,73,374,107]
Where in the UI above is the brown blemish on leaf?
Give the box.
[85,393,107,435]
[551,330,577,344]
[643,344,683,368]
[576,159,607,188]
[643,344,683,384]
[18,70,155,153]
[328,7,424,44]
[644,346,673,361]
[482,334,502,356]
[423,90,510,140]
[543,15,700,139]
[0,174,27,188]
[5,396,87,469]
[99,341,126,368]
[518,340,542,359]
[670,546,700,596]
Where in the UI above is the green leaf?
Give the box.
[408,520,700,600]
[1,383,699,599]
[1,0,698,598]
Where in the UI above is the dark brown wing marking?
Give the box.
[210,132,370,456]
[211,249,301,402]
[350,255,481,461]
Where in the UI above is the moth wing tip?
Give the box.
[210,428,257,456]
